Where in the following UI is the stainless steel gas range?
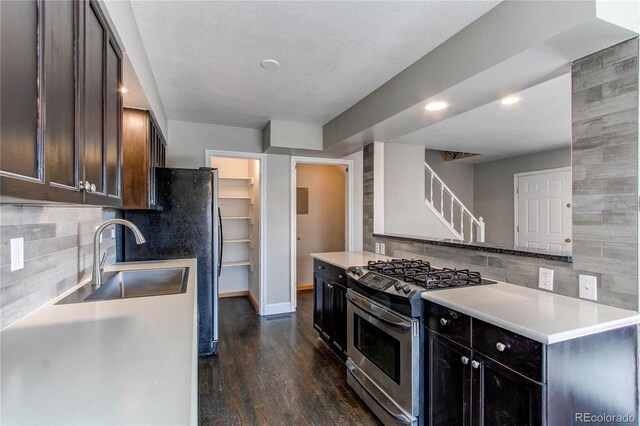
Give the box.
[345,259,496,426]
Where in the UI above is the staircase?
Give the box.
[424,162,485,242]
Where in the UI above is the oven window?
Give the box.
[354,314,401,384]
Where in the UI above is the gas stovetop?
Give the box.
[366,259,490,290]
[348,258,496,298]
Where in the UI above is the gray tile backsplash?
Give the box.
[0,206,117,329]
[364,38,639,311]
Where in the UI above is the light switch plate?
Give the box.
[538,267,554,291]
[380,243,386,255]
[10,237,24,271]
[579,275,597,300]
[375,242,380,254]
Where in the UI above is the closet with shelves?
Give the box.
[211,156,261,304]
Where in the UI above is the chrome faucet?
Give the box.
[92,219,146,287]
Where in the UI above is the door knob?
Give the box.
[566,203,571,208]
[565,238,572,243]
[297,236,301,241]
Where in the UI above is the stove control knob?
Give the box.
[402,284,411,294]
[394,282,402,290]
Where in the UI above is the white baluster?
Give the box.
[440,184,444,216]
[450,196,454,226]
[430,172,434,204]
[478,217,485,242]
[470,216,474,241]
[460,209,464,239]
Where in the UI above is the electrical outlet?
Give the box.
[538,267,554,291]
[380,243,386,255]
[579,275,597,301]
[375,242,381,254]
[111,229,116,238]
[10,237,24,271]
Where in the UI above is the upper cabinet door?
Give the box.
[105,39,122,200]
[43,0,83,203]
[0,0,44,197]
[82,1,105,198]
[82,0,121,207]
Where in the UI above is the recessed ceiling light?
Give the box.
[119,86,129,94]
[424,101,449,112]
[500,96,520,105]
[260,59,280,70]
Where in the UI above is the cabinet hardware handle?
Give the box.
[461,356,469,365]
[318,266,324,270]
[328,284,333,289]
[564,238,571,243]
[440,318,449,326]
[338,275,344,279]
[496,342,507,352]
[471,360,480,369]
[90,183,97,193]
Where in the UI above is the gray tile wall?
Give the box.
[0,206,117,329]
[364,38,639,311]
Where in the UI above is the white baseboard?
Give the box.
[262,302,294,316]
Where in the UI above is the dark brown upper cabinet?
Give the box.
[0,0,122,206]
[122,108,166,210]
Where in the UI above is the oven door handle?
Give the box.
[346,359,413,425]
[346,292,411,330]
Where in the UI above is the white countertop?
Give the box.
[310,251,392,269]
[422,282,640,344]
[1,259,198,425]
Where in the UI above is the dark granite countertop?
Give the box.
[374,233,573,263]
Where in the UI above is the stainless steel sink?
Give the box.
[56,267,189,305]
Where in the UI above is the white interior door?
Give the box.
[516,168,572,252]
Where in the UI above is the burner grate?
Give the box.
[366,259,485,289]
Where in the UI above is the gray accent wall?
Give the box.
[0,206,117,329]
[571,38,639,309]
[365,38,639,311]
[474,147,571,246]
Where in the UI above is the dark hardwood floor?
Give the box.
[198,290,382,426]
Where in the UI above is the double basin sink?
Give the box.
[57,267,189,305]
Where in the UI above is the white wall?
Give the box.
[263,154,291,309]
[384,143,457,240]
[248,160,261,308]
[167,120,263,168]
[342,150,363,251]
[263,120,323,152]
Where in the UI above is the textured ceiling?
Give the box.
[393,73,572,163]
[130,1,499,129]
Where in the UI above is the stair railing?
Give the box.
[424,161,485,242]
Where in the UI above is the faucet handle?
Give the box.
[100,252,107,269]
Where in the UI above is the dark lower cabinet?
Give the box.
[312,259,348,361]
[425,301,638,426]
[0,0,122,206]
[471,353,543,426]
[427,333,471,426]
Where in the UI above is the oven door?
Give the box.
[346,290,419,425]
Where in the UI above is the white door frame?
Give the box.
[513,166,571,247]
[290,156,354,310]
[205,149,267,315]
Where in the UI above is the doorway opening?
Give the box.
[514,167,572,252]
[206,150,265,314]
[291,156,353,310]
